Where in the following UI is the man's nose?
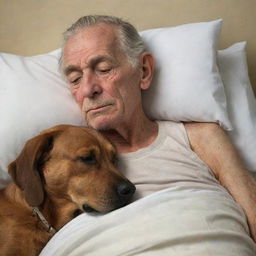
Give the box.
[76,73,102,103]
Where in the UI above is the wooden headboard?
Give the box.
[0,0,255,93]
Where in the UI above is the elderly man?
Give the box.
[61,15,256,242]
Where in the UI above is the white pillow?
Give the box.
[0,50,85,187]
[141,19,232,130]
[218,42,256,172]
[0,20,234,187]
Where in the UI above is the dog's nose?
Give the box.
[117,181,136,198]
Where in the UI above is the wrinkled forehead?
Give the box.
[63,24,122,63]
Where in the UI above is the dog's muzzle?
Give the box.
[82,181,136,213]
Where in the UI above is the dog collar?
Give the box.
[32,207,56,234]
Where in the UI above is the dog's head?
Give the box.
[8,125,135,213]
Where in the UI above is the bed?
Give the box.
[0,0,256,255]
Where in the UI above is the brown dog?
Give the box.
[0,125,135,256]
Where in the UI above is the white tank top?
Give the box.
[118,120,231,201]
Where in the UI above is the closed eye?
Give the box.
[96,67,112,75]
[99,68,111,73]
[78,154,97,165]
[71,77,82,85]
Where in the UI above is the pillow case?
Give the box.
[218,42,256,172]
[0,50,85,187]
[141,19,232,130]
[0,20,232,187]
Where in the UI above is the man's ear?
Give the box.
[139,52,155,90]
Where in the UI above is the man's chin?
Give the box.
[85,110,121,130]
[86,117,116,131]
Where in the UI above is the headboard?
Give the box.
[0,0,255,93]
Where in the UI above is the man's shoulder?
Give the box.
[183,122,226,150]
[157,121,224,143]
[183,122,223,136]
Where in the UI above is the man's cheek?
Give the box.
[72,90,84,107]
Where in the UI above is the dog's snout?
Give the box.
[117,181,136,198]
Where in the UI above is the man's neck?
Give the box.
[101,116,158,154]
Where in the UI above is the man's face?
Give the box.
[63,24,143,130]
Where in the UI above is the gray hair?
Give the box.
[60,15,146,69]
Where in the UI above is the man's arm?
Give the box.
[184,122,256,241]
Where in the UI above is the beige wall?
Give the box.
[0,0,255,93]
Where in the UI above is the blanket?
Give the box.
[40,186,256,256]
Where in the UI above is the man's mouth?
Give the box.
[87,104,112,113]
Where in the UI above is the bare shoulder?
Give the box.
[183,122,227,151]
[183,121,222,132]
[183,122,244,176]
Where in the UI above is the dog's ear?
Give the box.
[8,132,57,207]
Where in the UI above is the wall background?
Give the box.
[0,0,255,92]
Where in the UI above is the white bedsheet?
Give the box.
[40,186,256,256]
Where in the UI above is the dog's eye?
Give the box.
[79,155,97,165]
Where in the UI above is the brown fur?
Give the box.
[0,125,135,256]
